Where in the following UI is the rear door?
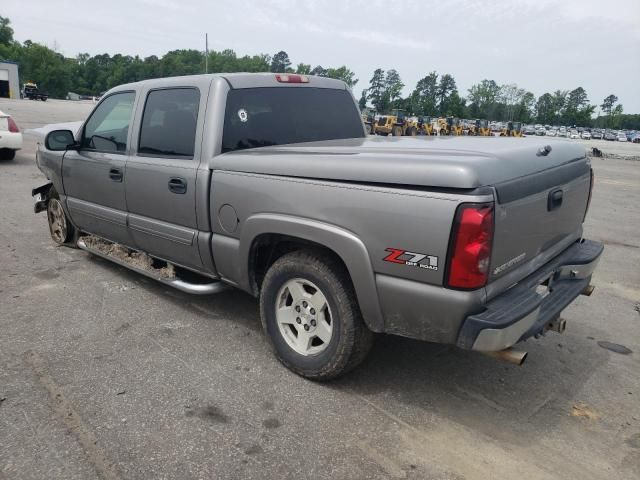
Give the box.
[125,85,205,270]
[62,91,136,245]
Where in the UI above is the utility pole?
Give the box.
[205,33,209,74]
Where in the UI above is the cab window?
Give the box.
[81,91,135,153]
[138,88,200,159]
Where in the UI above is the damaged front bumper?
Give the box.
[456,239,604,352]
[32,182,53,213]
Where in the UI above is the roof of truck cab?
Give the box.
[108,73,348,92]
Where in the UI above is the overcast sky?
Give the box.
[4,0,640,113]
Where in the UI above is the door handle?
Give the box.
[109,168,123,182]
[547,188,563,211]
[168,177,187,194]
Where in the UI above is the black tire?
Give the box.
[47,189,80,247]
[259,250,374,380]
[0,149,16,161]
[392,125,403,137]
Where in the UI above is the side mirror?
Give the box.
[45,129,78,151]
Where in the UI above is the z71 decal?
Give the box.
[383,248,439,271]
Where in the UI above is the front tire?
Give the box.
[47,190,79,247]
[260,250,373,380]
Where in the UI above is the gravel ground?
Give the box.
[1,98,639,480]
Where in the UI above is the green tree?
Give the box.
[611,104,624,128]
[358,89,368,109]
[384,69,403,108]
[563,87,594,126]
[467,79,500,118]
[310,65,327,76]
[0,15,14,46]
[325,66,358,87]
[367,68,387,112]
[295,63,311,74]
[551,90,567,124]
[270,50,291,73]
[601,94,618,116]
[536,93,555,124]
[412,71,438,115]
[436,74,457,115]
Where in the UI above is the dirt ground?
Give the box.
[1,98,639,480]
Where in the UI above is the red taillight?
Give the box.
[7,116,20,133]
[446,204,494,289]
[275,74,309,83]
[584,168,594,220]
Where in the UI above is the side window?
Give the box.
[81,91,135,153]
[138,88,200,159]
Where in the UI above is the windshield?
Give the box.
[221,87,364,153]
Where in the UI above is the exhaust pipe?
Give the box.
[481,348,528,366]
[546,317,567,334]
[581,284,595,296]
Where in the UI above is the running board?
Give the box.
[77,238,227,295]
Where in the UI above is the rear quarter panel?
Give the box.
[210,171,462,286]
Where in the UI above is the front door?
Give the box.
[125,86,204,270]
[62,91,136,245]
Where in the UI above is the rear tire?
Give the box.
[0,149,16,160]
[259,250,373,380]
[47,189,79,247]
[392,125,403,137]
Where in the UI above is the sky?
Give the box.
[3,0,640,113]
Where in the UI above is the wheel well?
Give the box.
[248,234,350,296]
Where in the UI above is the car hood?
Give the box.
[212,136,587,190]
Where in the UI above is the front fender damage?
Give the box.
[32,182,53,213]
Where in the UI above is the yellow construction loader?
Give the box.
[374,109,418,136]
[449,118,464,136]
[437,117,450,135]
[474,119,492,136]
[417,116,436,135]
[499,121,524,137]
[361,109,377,135]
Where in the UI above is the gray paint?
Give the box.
[35,72,601,348]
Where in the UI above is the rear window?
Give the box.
[221,87,363,153]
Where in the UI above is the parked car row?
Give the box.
[521,124,639,142]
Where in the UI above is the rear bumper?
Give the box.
[0,131,23,150]
[456,239,604,352]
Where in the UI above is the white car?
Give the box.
[617,132,628,142]
[581,131,591,140]
[546,129,557,137]
[0,110,23,160]
[569,131,580,139]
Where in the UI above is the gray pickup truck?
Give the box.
[33,73,602,379]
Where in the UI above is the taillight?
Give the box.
[584,168,594,221]
[446,203,494,289]
[275,74,309,83]
[7,116,20,133]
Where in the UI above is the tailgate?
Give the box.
[490,158,592,282]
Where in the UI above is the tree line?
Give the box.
[0,15,636,129]
[359,70,633,129]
